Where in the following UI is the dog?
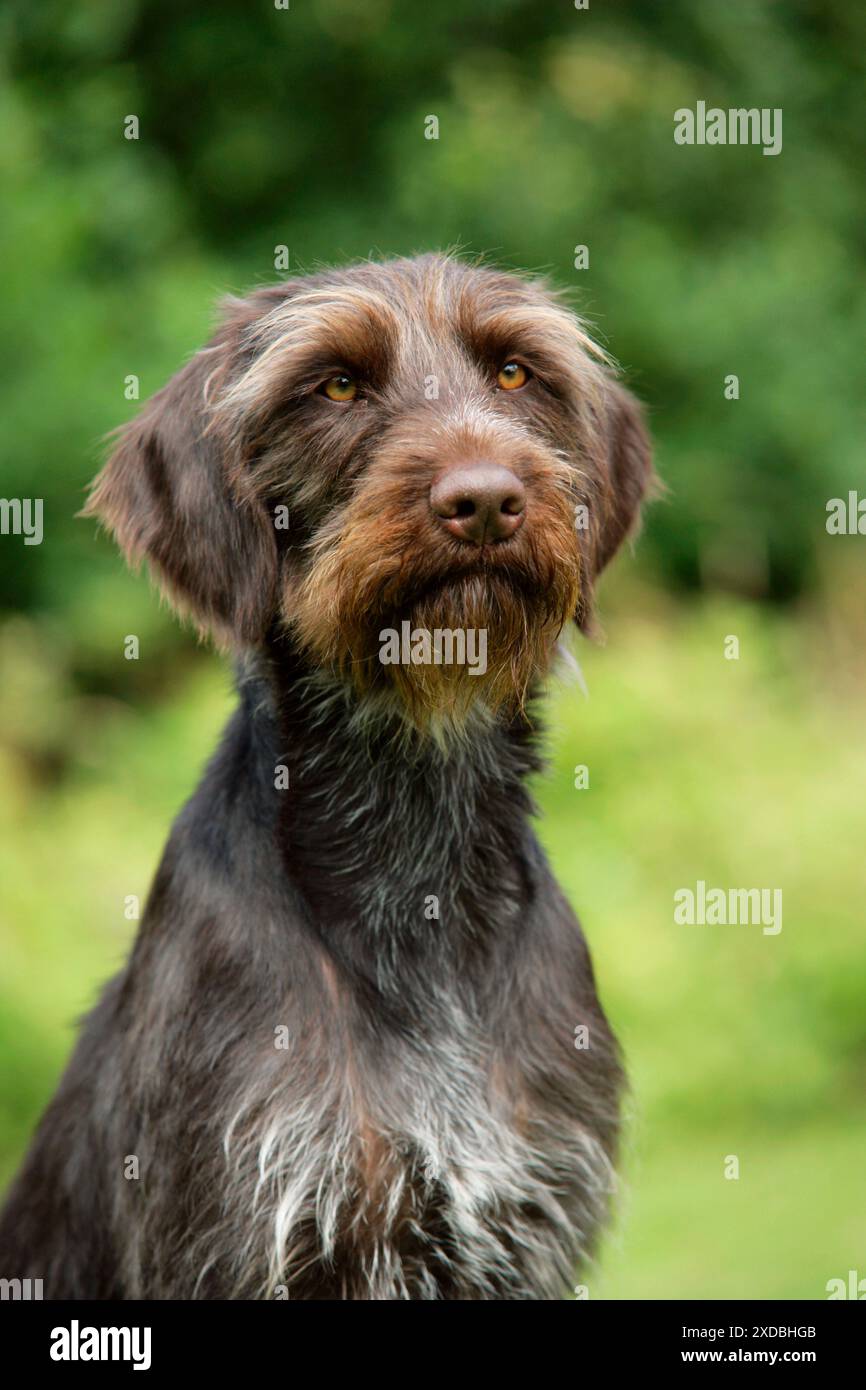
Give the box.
[0,253,652,1299]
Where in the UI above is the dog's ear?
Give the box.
[576,379,654,631]
[84,306,280,646]
[595,379,654,572]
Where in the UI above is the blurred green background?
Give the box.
[1,0,864,1299]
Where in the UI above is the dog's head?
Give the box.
[87,254,652,729]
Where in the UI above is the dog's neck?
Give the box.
[234,641,545,988]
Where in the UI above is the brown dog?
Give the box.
[0,254,652,1298]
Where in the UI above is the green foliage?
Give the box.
[539,594,866,1296]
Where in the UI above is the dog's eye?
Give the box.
[320,374,358,402]
[497,361,529,391]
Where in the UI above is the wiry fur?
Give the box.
[0,254,652,1299]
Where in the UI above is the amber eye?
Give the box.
[321,373,357,402]
[497,361,529,391]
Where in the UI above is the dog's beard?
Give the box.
[289,539,581,733]
[376,572,569,728]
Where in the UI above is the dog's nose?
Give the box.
[430,464,525,544]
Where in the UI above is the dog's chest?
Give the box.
[226,1016,603,1300]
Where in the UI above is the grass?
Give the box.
[1,590,864,1299]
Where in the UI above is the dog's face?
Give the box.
[87,254,652,729]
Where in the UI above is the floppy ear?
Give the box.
[576,379,654,631]
[84,314,279,646]
[595,379,654,573]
